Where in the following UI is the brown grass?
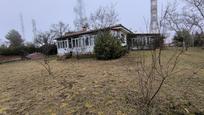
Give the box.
[0,48,203,115]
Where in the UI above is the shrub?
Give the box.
[94,32,127,60]
[39,44,57,55]
[0,44,57,56]
[0,45,40,56]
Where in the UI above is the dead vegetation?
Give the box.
[0,48,203,115]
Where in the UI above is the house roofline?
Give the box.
[127,33,161,39]
[56,24,133,40]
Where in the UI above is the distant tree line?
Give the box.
[173,29,204,48]
[0,21,71,56]
[161,0,204,49]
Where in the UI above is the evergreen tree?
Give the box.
[173,29,192,49]
[5,29,24,47]
[94,31,126,60]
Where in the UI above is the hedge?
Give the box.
[0,44,57,56]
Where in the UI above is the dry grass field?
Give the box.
[0,48,204,115]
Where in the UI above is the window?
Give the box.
[69,39,72,48]
[143,38,146,46]
[133,39,136,46]
[64,41,67,48]
[73,39,76,47]
[76,39,79,47]
[147,37,150,45]
[85,37,89,46]
[92,38,95,45]
[78,38,81,47]
[144,38,146,46]
[139,38,143,46]
[62,41,64,48]
[150,37,153,44]
[89,37,92,46]
[60,41,62,48]
[60,41,63,48]
[57,42,60,48]
[59,42,61,48]
[120,34,125,43]
[82,38,85,47]
[90,38,93,46]
[66,40,69,48]
[136,39,139,48]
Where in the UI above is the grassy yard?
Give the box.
[0,48,203,115]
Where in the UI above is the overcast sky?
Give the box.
[0,0,171,43]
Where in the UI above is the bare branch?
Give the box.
[89,4,119,29]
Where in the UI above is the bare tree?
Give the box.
[34,31,55,46]
[133,2,186,114]
[164,2,184,32]
[38,56,52,75]
[74,0,88,30]
[34,31,55,75]
[183,0,204,33]
[135,46,184,114]
[165,0,204,48]
[35,22,70,76]
[164,0,204,35]
[89,4,119,29]
[163,1,196,50]
[185,0,204,19]
[134,1,204,113]
[50,22,71,38]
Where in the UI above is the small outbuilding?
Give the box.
[127,33,161,50]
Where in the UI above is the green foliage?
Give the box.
[193,32,204,47]
[154,35,165,49]
[0,45,40,56]
[5,29,24,47]
[173,30,193,47]
[94,32,127,60]
[0,44,57,56]
[40,44,57,55]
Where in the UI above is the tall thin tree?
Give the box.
[73,0,87,31]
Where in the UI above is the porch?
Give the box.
[127,33,161,50]
[56,35,95,56]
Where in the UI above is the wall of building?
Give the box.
[127,34,160,50]
[56,30,128,56]
[57,35,95,56]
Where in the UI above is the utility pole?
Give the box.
[32,19,37,41]
[20,13,26,39]
[150,0,159,33]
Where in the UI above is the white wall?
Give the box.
[57,35,95,56]
[57,29,129,56]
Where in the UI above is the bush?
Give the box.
[94,32,127,60]
[40,44,57,55]
[0,44,57,56]
[0,45,40,56]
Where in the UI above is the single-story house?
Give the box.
[56,24,160,56]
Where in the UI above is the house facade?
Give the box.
[56,24,133,56]
[127,33,161,50]
[56,24,161,56]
